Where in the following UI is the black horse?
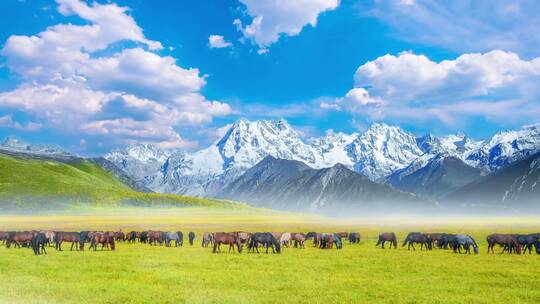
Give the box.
[438,234,457,249]
[32,232,47,255]
[348,232,360,244]
[516,234,540,254]
[188,232,195,246]
[402,232,432,250]
[248,232,281,253]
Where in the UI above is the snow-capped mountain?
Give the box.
[0,137,75,159]
[466,125,540,171]
[105,144,173,182]
[104,119,540,198]
[347,123,424,180]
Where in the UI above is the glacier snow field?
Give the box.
[1,208,540,304]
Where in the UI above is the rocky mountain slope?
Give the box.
[217,156,430,211]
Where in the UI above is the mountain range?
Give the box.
[3,119,540,211]
[217,156,430,212]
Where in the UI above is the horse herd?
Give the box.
[376,232,540,255]
[1,230,539,256]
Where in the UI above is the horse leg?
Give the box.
[381,241,385,249]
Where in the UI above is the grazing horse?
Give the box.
[376,232,397,249]
[248,232,281,254]
[39,231,55,247]
[188,232,196,246]
[291,233,306,248]
[280,232,292,248]
[426,233,443,248]
[114,231,125,242]
[319,233,334,249]
[439,234,457,249]
[140,231,149,243]
[32,233,48,255]
[55,232,83,251]
[148,231,166,246]
[212,232,243,253]
[7,231,36,248]
[165,232,181,247]
[90,232,115,251]
[348,232,360,244]
[516,234,540,254]
[336,232,348,239]
[452,235,478,254]
[126,231,139,243]
[201,233,214,247]
[402,232,432,251]
[0,231,10,245]
[487,234,521,254]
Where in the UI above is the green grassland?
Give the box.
[0,154,239,209]
[0,209,540,304]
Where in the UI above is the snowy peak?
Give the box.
[106,143,171,163]
[348,123,423,180]
[0,136,74,158]
[214,118,318,171]
[467,124,540,170]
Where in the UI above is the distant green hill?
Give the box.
[0,153,239,210]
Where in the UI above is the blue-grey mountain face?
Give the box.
[217,156,431,212]
[444,152,540,207]
[387,154,482,200]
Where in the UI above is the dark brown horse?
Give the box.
[147,231,166,246]
[487,234,521,254]
[427,233,444,248]
[91,232,115,251]
[322,234,335,249]
[336,232,348,239]
[55,232,83,251]
[212,232,243,253]
[376,232,397,249]
[7,231,35,248]
[402,232,432,250]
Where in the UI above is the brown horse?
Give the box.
[114,231,125,242]
[427,233,444,248]
[487,234,522,254]
[212,232,242,253]
[336,232,348,239]
[55,231,83,251]
[91,232,116,251]
[322,234,335,249]
[7,231,35,248]
[376,232,397,249]
[148,231,166,246]
[291,233,306,248]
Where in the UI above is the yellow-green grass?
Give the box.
[1,208,540,303]
[0,154,240,209]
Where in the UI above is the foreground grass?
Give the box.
[0,209,540,304]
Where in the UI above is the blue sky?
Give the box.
[1,0,540,155]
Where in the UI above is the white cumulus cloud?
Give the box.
[234,0,339,50]
[322,50,540,127]
[208,35,232,48]
[0,0,232,150]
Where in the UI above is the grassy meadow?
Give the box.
[0,208,540,304]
